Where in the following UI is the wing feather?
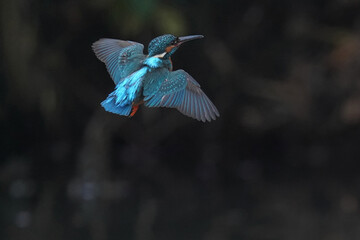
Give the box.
[145,70,219,122]
[92,38,145,84]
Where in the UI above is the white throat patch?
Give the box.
[152,52,167,58]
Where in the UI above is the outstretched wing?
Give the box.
[145,70,219,122]
[92,38,146,84]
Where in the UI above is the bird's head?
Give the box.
[148,34,204,59]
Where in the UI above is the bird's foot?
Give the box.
[130,104,139,117]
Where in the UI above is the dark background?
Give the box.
[2,0,360,239]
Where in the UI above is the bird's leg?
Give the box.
[129,100,144,117]
[130,104,139,117]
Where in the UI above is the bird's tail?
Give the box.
[101,93,132,116]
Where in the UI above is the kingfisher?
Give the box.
[92,34,219,122]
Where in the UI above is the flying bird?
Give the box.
[92,34,219,122]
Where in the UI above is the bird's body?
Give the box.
[92,34,219,122]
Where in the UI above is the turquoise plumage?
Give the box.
[92,34,219,122]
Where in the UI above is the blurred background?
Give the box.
[1,0,360,239]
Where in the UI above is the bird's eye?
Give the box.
[171,38,179,45]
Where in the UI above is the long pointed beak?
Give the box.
[177,35,204,45]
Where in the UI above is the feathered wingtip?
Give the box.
[176,90,220,122]
[101,93,132,116]
[92,38,140,62]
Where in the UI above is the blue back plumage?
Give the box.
[101,67,147,116]
[143,68,168,96]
